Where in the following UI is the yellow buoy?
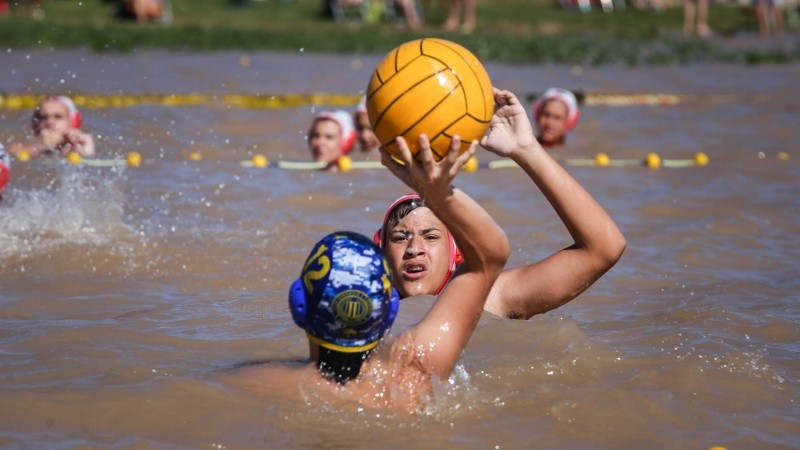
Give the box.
[126,151,142,168]
[463,155,479,173]
[644,152,661,169]
[337,155,353,172]
[777,151,790,160]
[252,154,269,168]
[66,151,82,165]
[16,150,31,162]
[188,152,202,161]
[694,152,710,166]
[594,152,611,167]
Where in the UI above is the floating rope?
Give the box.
[0,91,699,111]
[11,150,727,171]
[16,149,798,170]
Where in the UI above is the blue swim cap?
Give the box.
[289,231,399,353]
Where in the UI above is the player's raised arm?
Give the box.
[382,134,509,378]
[481,89,626,319]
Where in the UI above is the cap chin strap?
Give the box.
[307,333,380,354]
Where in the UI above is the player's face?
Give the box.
[537,99,569,146]
[309,119,343,165]
[33,100,71,135]
[384,207,451,298]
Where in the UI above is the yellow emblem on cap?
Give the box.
[332,290,373,326]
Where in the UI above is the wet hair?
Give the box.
[384,197,425,235]
[317,348,371,384]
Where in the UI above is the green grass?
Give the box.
[0,0,797,65]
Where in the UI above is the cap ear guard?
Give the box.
[289,278,307,329]
[57,96,82,129]
[386,288,400,328]
[70,110,83,129]
[288,276,400,333]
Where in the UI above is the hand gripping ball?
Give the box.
[366,38,494,161]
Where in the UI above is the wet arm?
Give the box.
[481,89,626,319]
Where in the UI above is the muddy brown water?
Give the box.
[1,48,798,448]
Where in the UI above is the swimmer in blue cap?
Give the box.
[225,134,510,413]
[289,230,400,384]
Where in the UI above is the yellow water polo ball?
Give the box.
[366,38,494,162]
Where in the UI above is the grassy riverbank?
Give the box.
[0,0,797,65]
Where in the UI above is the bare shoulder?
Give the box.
[359,332,434,412]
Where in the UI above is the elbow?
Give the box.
[600,229,626,269]
[490,231,511,275]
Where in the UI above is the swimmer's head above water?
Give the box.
[289,231,399,383]
[375,193,463,298]
[31,96,83,135]
[532,87,580,149]
[307,110,357,169]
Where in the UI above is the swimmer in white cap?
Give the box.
[307,109,357,171]
[532,87,581,149]
[8,96,95,159]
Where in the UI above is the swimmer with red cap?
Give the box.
[307,109,357,171]
[532,87,580,149]
[376,88,626,320]
[224,135,509,413]
[8,96,95,159]
[0,144,11,198]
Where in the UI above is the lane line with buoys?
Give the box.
[9,151,714,170]
[488,152,712,170]
[234,153,712,171]
[14,150,797,171]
